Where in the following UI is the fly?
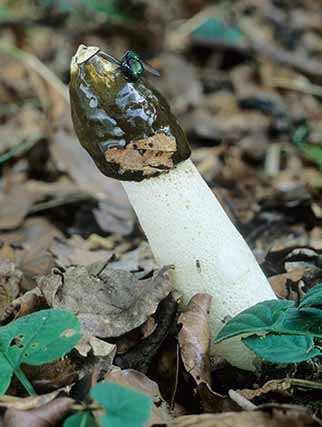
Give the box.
[77,46,160,82]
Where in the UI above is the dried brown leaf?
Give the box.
[0,186,41,231]
[76,336,116,358]
[172,406,322,427]
[0,390,61,410]
[50,235,113,268]
[38,264,172,337]
[11,288,46,320]
[15,218,61,290]
[269,270,304,298]
[0,261,21,321]
[94,200,135,236]
[0,105,45,156]
[108,242,156,275]
[0,218,62,290]
[197,382,225,414]
[51,124,129,203]
[105,133,176,176]
[22,359,77,394]
[178,294,212,385]
[3,397,74,427]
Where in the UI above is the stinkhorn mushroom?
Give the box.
[69,45,276,371]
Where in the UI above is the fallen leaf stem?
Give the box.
[71,403,101,411]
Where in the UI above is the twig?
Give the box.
[268,76,322,98]
[228,389,256,410]
[0,136,40,164]
[264,144,281,177]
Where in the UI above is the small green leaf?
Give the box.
[299,283,322,308]
[243,334,321,363]
[192,17,244,43]
[64,411,98,427]
[296,143,322,170]
[91,382,152,427]
[0,5,11,21]
[4,309,81,365]
[80,0,132,21]
[214,300,294,343]
[0,309,81,395]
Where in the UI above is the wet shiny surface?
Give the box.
[69,45,191,181]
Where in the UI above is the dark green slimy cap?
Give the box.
[69,45,191,182]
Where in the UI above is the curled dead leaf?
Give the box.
[3,397,74,427]
[178,294,212,385]
[0,390,61,410]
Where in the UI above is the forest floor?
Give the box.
[1,1,322,426]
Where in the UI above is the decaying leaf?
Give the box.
[9,288,46,320]
[172,405,322,427]
[0,261,21,321]
[22,358,77,394]
[0,186,42,231]
[178,294,212,386]
[238,378,298,400]
[50,235,113,268]
[108,242,156,275]
[105,133,177,177]
[0,390,62,410]
[76,336,116,358]
[0,217,62,290]
[38,263,172,337]
[0,105,45,156]
[104,367,172,426]
[51,124,129,202]
[94,199,135,236]
[3,397,74,427]
[197,382,225,414]
[269,270,304,298]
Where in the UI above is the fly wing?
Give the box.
[143,62,160,77]
[98,51,121,66]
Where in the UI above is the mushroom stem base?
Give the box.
[122,159,276,370]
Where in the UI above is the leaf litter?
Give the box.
[2,0,322,425]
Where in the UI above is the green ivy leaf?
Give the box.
[214,300,294,343]
[64,411,98,427]
[0,309,81,395]
[91,382,152,427]
[299,283,322,308]
[243,334,321,363]
[275,307,322,337]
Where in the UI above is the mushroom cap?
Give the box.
[69,45,191,181]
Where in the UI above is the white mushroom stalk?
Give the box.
[69,45,277,371]
[122,160,276,370]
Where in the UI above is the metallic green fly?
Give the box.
[80,47,160,82]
